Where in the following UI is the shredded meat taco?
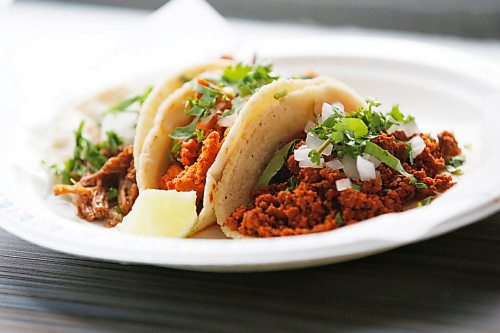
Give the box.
[49,60,233,226]
[213,79,464,238]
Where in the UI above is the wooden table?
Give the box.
[1,213,498,332]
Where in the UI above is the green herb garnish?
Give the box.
[222,63,279,97]
[445,155,465,175]
[308,99,416,181]
[352,184,361,192]
[417,196,434,207]
[334,212,344,226]
[405,142,414,165]
[103,131,124,152]
[256,140,297,188]
[195,128,205,143]
[107,187,119,200]
[104,86,152,116]
[171,140,182,154]
[113,205,122,216]
[48,121,124,184]
[273,89,288,100]
[286,177,298,192]
[364,142,414,179]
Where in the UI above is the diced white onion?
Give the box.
[100,111,137,145]
[199,71,222,82]
[200,113,215,125]
[388,120,420,136]
[339,156,360,181]
[304,120,316,133]
[331,102,345,114]
[294,147,312,161]
[217,113,237,127]
[325,159,343,171]
[299,158,324,168]
[321,102,334,122]
[356,156,376,181]
[222,86,235,96]
[305,132,332,155]
[408,135,426,157]
[336,178,352,191]
[362,153,381,167]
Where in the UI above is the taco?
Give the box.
[128,65,330,236]
[133,59,233,162]
[213,79,463,238]
[50,60,232,227]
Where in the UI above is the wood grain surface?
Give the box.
[0,213,498,333]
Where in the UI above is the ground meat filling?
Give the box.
[226,131,461,237]
[53,145,138,227]
[159,100,230,208]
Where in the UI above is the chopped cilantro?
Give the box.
[307,99,416,182]
[113,205,122,216]
[446,155,465,168]
[104,131,123,152]
[48,121,123,185]
[104,86,152,116]
[334,212,344,226]
[273,89,288,100]
[195,128,205,143]
[405,142,414,165]
[286,177,298,192]
[170,63,279,148]
[222,63,279,97]
[308,149,322,165]
[256,140,297,188]
[171,140,182,154]
[388,104,414,124]
[107,187,119,200]
[445,155,465,175]
[352,184,361,192]
[170,115,202,140]
[415,182,428,189]
[417,196,434,207]
[179,75,191,83]
[364,142,414,179]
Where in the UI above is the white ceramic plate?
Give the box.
[1,36,500,272]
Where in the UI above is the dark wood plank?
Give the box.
[0,213,499,333]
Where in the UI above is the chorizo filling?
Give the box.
[226,99,464,237]
[159,64,279,209]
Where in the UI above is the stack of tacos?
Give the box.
[51,58,463,238]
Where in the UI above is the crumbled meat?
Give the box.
[160,131,222,203]
[159,109,229,208]
[54,145,139,226]
[179,139,201,166]
[80,146,133,186]
[118,159,139,216]
[438,131,461,158]
[226,131,461,237]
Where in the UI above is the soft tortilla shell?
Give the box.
[137,77,328,233]
[212,78,366,238]
[133,59,233,168]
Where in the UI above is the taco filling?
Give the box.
[51,87,152,226]
[225,99,463,237]
[158,64,279,209]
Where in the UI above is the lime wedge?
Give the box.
[118,189,198,238]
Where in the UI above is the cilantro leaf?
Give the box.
[169,115,201,140]
[273,89,288,100]
[335,212,344,226]
[364,141,414,180]
[256,140,296,187]
[105,86,152,115]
